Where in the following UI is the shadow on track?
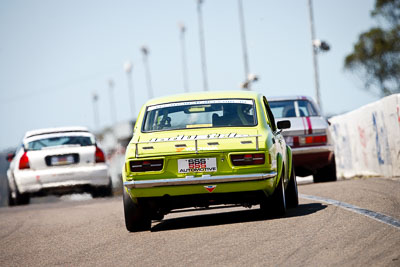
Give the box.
[151,203,327,232]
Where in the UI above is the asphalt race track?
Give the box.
[0,177,399,266]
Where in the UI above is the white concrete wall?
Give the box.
[330,94,400,178]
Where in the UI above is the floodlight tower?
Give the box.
[92,92,100,131]
[124,61,135,118]
[179,22,190,92]
[141,46,154,99]
[308,0,330,113]
[196,0,209,91]
[238,0,250,89]
[108,79,117,125]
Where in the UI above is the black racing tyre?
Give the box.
[312,172,322,183]
[272,171,287,216]
[260,168,287,217]
[326,156,338,181]
[16,191,30,205]
[92,179,113,198]
[313,156,337,183]
[285,163,299,208]
[123,188,151,232]
[7,181,15,206]
[10,180,30,206]
[103,178,113,197]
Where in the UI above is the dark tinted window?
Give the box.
[143,99,256,132]
[269,100,318,118]
[27,136,95,151]
[298,100,318,117]
[269,100,296,118]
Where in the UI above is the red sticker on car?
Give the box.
[305,117,313,134]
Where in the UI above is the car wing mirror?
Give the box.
[326,119,331,126]
[6,153,15,162]
[277,120,291,130]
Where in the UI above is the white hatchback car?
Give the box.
[268,96,336,182]
[7,126,112,205]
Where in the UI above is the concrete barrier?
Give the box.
[330,94,400,178]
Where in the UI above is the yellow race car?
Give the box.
[123,91,298,232]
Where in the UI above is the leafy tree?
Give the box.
[345,0,400,96]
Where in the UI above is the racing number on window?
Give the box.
[188,159,207,169]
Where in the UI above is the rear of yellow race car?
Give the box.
[122,91,298,232]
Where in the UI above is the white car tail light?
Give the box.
[286,135,327,148]
[19,152,30,169]
[95,146,106,163]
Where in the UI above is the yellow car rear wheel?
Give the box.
[123,189,151,232]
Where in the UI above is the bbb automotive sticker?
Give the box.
[178,158,217,173]
[204,185,217,193]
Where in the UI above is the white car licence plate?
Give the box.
[178,158,217,173]
[51,155,75,166]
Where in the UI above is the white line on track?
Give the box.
[299,194,400,230]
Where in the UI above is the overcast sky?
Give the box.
[0,0,378,150]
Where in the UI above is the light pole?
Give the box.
[92,92,99,131]
[237,0,250,90]
[108,79,117,125]
[196,0,209,91]
[179,22,190,93]
[141,45,154,99]
[307,0,330,113]
[124,61,135,119]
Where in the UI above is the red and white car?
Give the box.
[268,96,336,182]
[6,126,112,205]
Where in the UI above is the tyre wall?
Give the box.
[329,94,400,178]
